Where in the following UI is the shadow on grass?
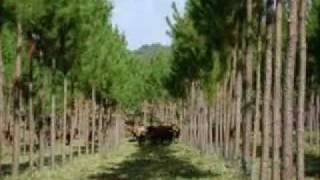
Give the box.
[0,149,81,177]
[88,143,218,180]
[305,152,320,178]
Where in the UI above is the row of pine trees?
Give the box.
[167,0,320,179]
[0,0,172,178]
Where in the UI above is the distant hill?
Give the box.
[133,43,171,60]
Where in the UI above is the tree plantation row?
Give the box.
[167,0,320,179]
[0,0,320,180]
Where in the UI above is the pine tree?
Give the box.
[283,0,298,178]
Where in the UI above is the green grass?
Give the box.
[4,142,245,180]
[305,144,320,180]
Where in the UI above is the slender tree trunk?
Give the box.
[297,0,307,178]
[50,94,56,168]
[243,0,254,167]
[313,96,318,145]
[260,1,274,178]
[22,118,26,155]
[224,80,230,158]
[234,73,242,159]
[217,95,221,150]
[91,87,96,154]
[229,42,238,158]
[252,63,261,160]
[272,1,283,179]
[214,102,219,151]
[252,1,265,161]
[39,63,45,170]
[208,106,213,152]
[50,59,56,168]
[219,92,224,152]
[70,102,76,160]
[98,106,103,153]
[251,58,261,180]
[12,22,23,177]
[283,0,298,177]
[85,102,89,155]
[0,20,5,175]
[317,96,320,147]
[28,38,34,169]
[179,100,184,143]
[308,93,314,144]
[39,122,45,170]
[28,83,34,169]
[115,115,119,147]
[75,99,80,156]
[62,78,67,164]
[77,100,82,155]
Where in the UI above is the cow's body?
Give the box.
[125,121,180,145]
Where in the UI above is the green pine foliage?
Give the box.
[0,0,174,113]
[308,0,320,91]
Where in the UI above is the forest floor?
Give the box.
[2,141,319,180]
[3,141,246,180]
[305,145,320,180]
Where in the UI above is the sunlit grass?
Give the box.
[4,141,245,180]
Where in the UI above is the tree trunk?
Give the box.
[282,0,298,177]
[50,94,56,168]
[214,102,219,151]
[229,42,238,159]
[12,22,23,177]
[98,106,103,153]
[28,38,35,169]
[297,0,307,177]
[260,1,274,178]
[77,100,82,155]
[216,96,221,150]
[317,96,320,147]
[85,102,89,154]
[272,1,283,179]
[243,0,254,167]
[219,92,224,152]
[208,106,213,152]
[251,3,265,163]
[234,73,242,159]
[252,63,261,160]
[28,83,34,169]
[91,87,96,154]
[75,99,80,156]
[224,80,230,158]
[251,58,261,180]
[22,117,26,155]
[308,93,315,144]
[39,63,46,170]
[0,22,5,175]
[115,116,119,147]
[70,102,76,160]
[39,122,45,170]
[50,58,56,168]
[62,78,67,164]
[312,99,317,144]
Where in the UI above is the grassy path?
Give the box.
[5,142,245,180]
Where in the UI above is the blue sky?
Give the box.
[112,0,187,50]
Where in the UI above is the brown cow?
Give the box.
[125,120,181,145]
[145,124,180,144]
